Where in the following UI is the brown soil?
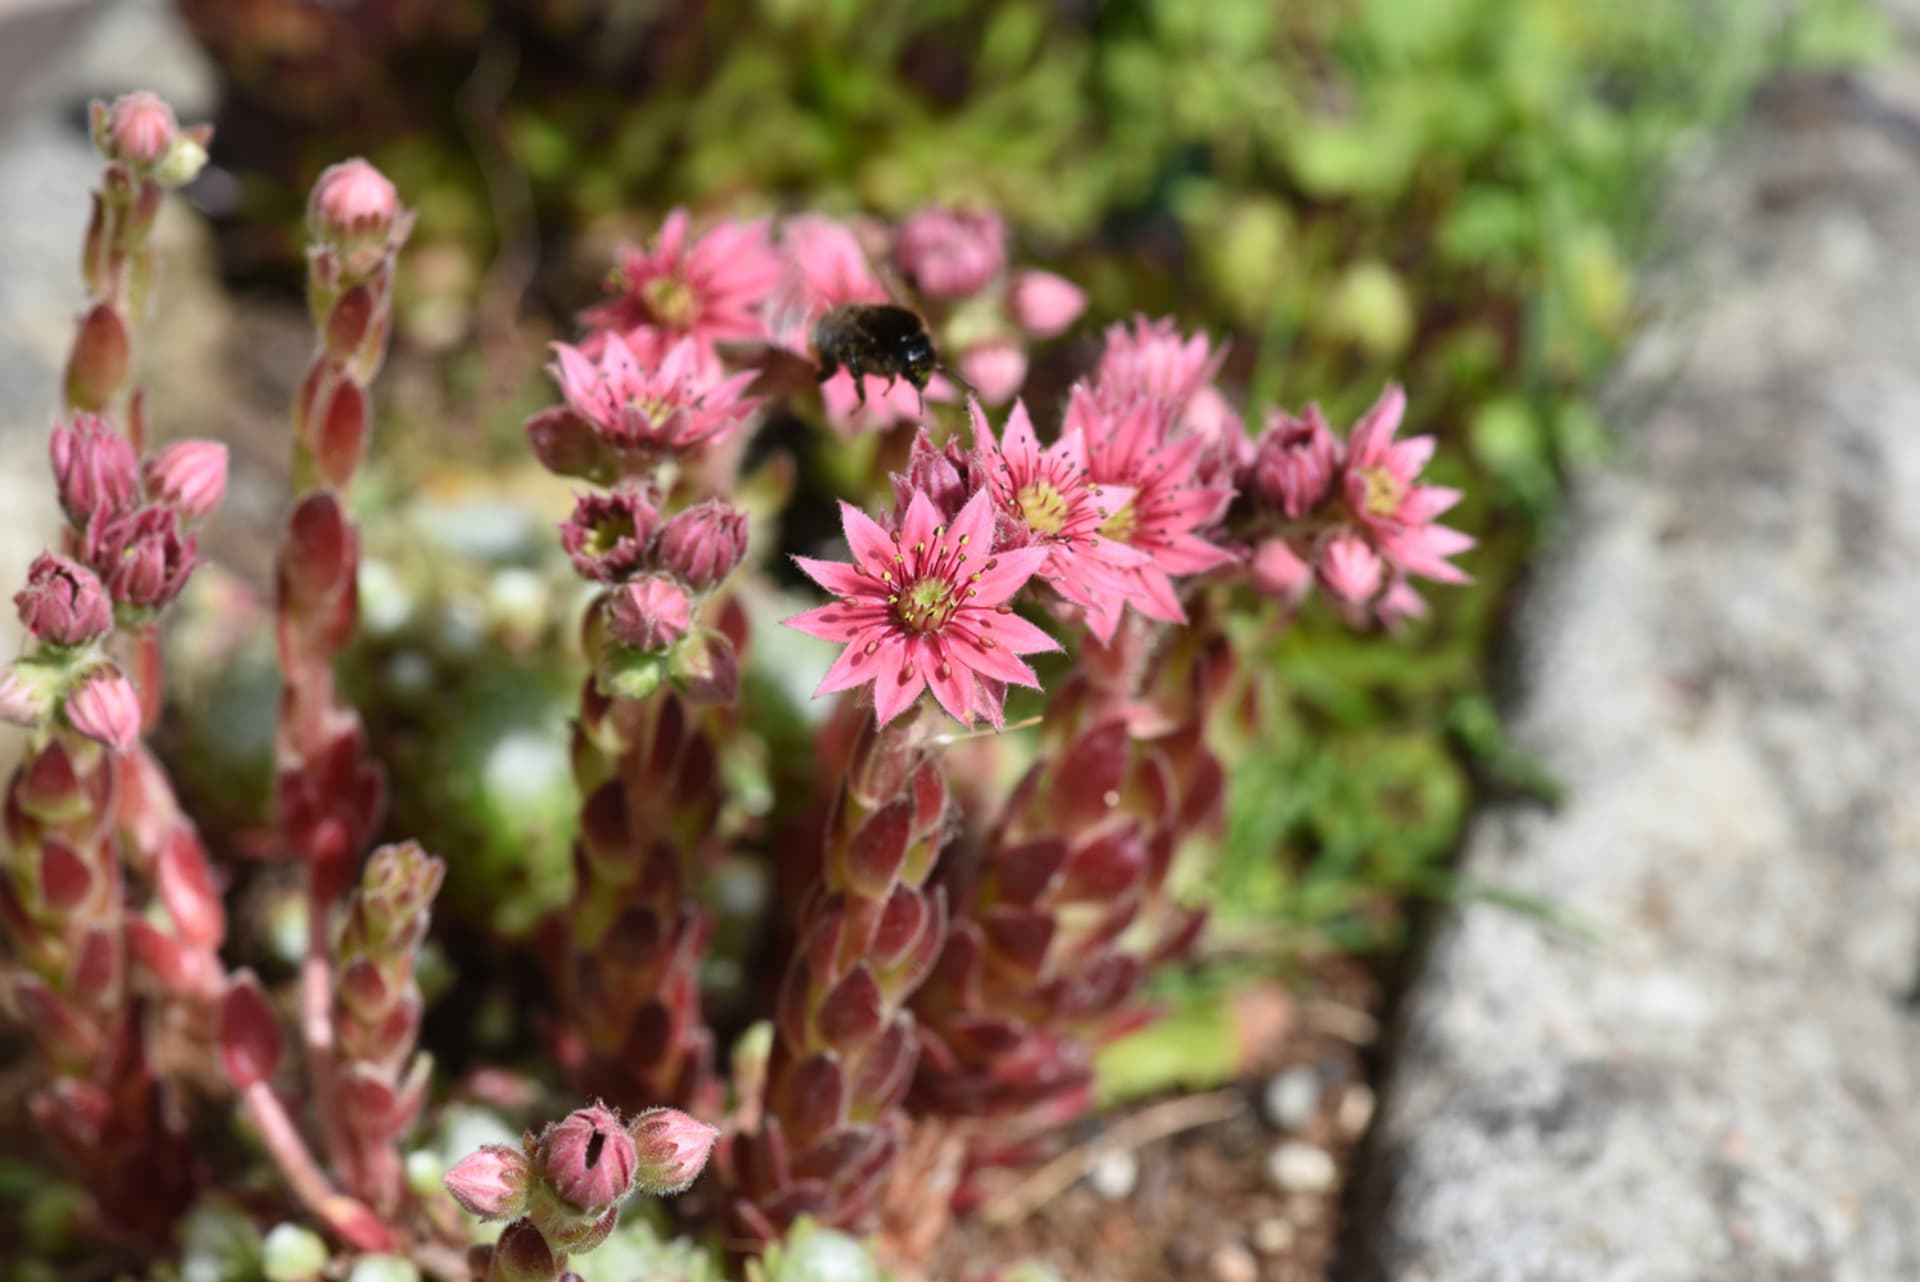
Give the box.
[934,966,1381,1282]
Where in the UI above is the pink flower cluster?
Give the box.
[578,204,1085,436]
[1238,384,1474,627]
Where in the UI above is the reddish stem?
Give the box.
[241,1080,392,1252]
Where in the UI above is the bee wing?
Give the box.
[764,275,818,354]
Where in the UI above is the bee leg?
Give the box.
[847,355,867,405]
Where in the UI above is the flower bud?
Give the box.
[1248,405,1338,520]
[98,91,177,170]
[445,1144,532,1221]
[88,505,197,610]
[893,428,973,522]
[65,304,131,413]
[1317,531,1383,604]
[893,207,1006,300]
[536,1105,637,1213]
[605,576,691,653]
[560,488,661,582]
[1250,538,1311,604]
[1007,270,1087,339]
[308,159,401,258]
[50,414,139,526]
[65,668,141,751]
[144,439,229,521]
[488,1220,557,1282]
[627,1107,718,1196]
[655,500,747,590]
[15,554,112,646]
[958,337,1028,407]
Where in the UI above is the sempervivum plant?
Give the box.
[1,90,1475,1282]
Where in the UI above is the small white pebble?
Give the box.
[1253,1217,1297,1255]
[1338,1084,1377,1137]
[1086,1148,1138,1201]
[1266,1140,1339,1195]
[1208,1242,1259,1282]
[1262,1065,1323,1130]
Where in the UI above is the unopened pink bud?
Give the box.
[655,500,747,590]
[1008,270,1087,339]
[1250,538,1312,603]
[15,554,112,646]
[893,206,1006,299]
[1249,405,1339,519]
[50,414,139,526]
[538,1105,637,1213]
[560,488,661,582]
[526,408,608,483]
[1318,531,1383,604]
[958,338,1028,406]
[446,1144,532,1221]
[605,576,691,653]
[309,159,400,249]
[893,429,973,521]
[100,91,177,169]
[144,439,228,521]
[88,505,196,610]
[65,668,140,751]
[627,1107,718,1195]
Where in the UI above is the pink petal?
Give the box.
[839,501,898,577]
[899,490,943,556]
[1346,383,1406,465]
[872,647,928,724]
[785,601,884,644]
[1001,400,1042,463]
[815,626,896,696]
[1150,531,1238,576]
[1399,485,1462,523]
[1384,435,1436,482]
[969,545,1050,606]
[1088,534,1153,569]
[792,555,872,599]
[968,606,1060,656]
[947,621,1042,688]
[947,489,996,565]
[917,638,978,725]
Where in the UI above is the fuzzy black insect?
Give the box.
[810,303,961,411]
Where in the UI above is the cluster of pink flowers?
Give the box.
[1237,384,1474,627]
[580,204,1085,435]
[777,308,1470,731]
[2,415,226,750]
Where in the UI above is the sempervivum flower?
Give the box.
[1065,386,1237,638]
[1245,404,1339,520]
[581,209,786,353]
[547,333,758,471]
[786,488,1057,727]
[771,215,955,432]
[1339,384,1473,586]
[1092,314,1225,415]
[970,398,1149,621]
[560,487,662,582]
[893,206,1006,300]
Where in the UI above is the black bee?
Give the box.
[810,303,968,412]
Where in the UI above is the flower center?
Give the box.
[588,513,636,556]
[894,576,956,635]
[1016,480,1071,536]
[643,275,698,328]
[1358,466,1406,517]
[1099,502,1137,543]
